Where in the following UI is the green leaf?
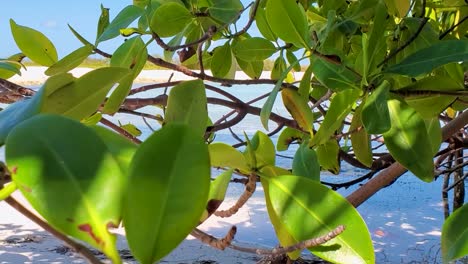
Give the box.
[233,37,276,61]
[0,61,21,78]
[236,58,263,79]
[211,42,233,78]
[150,2,192,37]
[6,115,125,263]
[208,0,243,24]
[424,118,442,156]
[350,104,373,168]
[277,127,305,151]
[385,40,468,77]
[310,89,361,147]
[200,169,233,223]
[260,57,306,129]
[165,80,208,137]
[68,24,94,47]
[298,64,313,100]
[10,19,58,67]
[292,143,320,180]
[208,143,250,173]
[442,203,468,263]
[0,88,45,145]
[266,175,374,263]
[255,7,277,41]
[310,56,360,91]
[259,168,300,260]
[42,67,132,120]
[124,124,210,264]
[97,5,143,43]
[282,88,314,136]
[384,0,410,18]
[286,50,302,72]
[383,98,434,182]
[96,4,110,41]
[399,76,460,118]
[266,0,309,48]
[316,139,340,174]
[244,131,276,170]
[45,45,94,76]
[120,123,142,137]
[134,0,149,8]
[91,126,137,174]
[362,80,391,134]
[104,36,148,114]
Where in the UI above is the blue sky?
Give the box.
[0,1,253,58]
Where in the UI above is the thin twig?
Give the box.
[439,15,468,39]
[214,173,257,217]
[229,225,346,256]
[191,226,237,250]
[100,117,142,144]
[5,197,104,264]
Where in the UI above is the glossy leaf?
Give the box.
[45,45,94,76]
[91,126,137,174]
[6,115,125,263]
[383,98,434,182]
[282,88,314,136]
[96,4,110,40]
[104,36,148,114]
[298,64,313,100]
[236,58,263,79]
[208,0,243,24]
[286,50,302,72]
[150,3,192,37]
[362,80,391,134]
[200,169,233,223]
[42,67,132,120]
[424,118,442,156]
[233,37,276,61]
[442,203,468,263]
[68,24,94,47]
[260,57,305,129]
[277,127,305,151]
[0,61,21,78]
[292,143,320,180]
[385,40,468,77]
[97,5,143,43]
[211,42,233,78]
[267,175,374,263]
[316,139,340,174]
[208,143,250,173]
[350,104,373,168]
[310,89,361,147]
[259,168,300,260]
[244,131,276,170]
[266,0,309,48]
[255,7,277,41]
[310,56,360,91]
[10,19,58,66]
[124,124,210,264]
[0,88,45,145]
[164,80,208,137]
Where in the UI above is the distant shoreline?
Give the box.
[10,66,305,86]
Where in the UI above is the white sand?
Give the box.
[9,66,305,86]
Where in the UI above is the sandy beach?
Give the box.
[8,66,305,86]
[1,67,453,263]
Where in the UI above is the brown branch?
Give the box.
[347,110,468,207]
[214,173,257,217]
[129,81,182,95]
[99,117,142,144]
[5,197,103,264]
[191,226,237,250]
[229,225,346,256]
